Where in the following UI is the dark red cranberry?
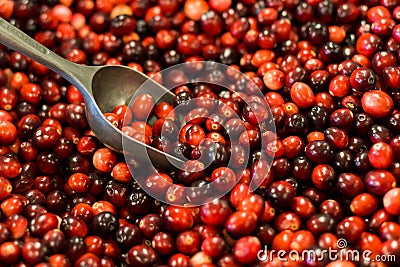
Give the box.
[91,212,119,239]
[306,213,336,235]
[200,198,232,226]
[305,140,334,163]
[290,156,313,182]
[127,245,159,267]
[319,42,343,63]
[285,113,309,136]
[45,190,68,214]
[266,181,296,209]
[64,236,86,262]
[336,216,367,245]
[301,22,329,47]
[139,213,161,238]
[66,103,89,130]
[368,124,393,143]
[0,87,18,111]
[115,225,142,251]
[337,173,364,197]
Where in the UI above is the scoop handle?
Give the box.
[0,17,95,96]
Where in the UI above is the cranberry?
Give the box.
[379,221,400,241]
[163,206,194,233]
[21,240,47,265]
[168,253,190,267]
[311,164,336,190]
[201,236,225,258]
[266,180,296,208]
[305,140,334,163]
[29,212,59,238]
[20,83,43,105]
[368,141,394,169]
[0,154,22,179]
[233,236,261,264]
[356,33,383,58]
[0,87,18,111]
[271,229,294,251]
[0,177,12,201]
[200,198,232,226]
[383,188,400,215]
[336,216,367,245]
[368,208,394,234]
[33,125,61,150]
[90,212,119,239]
[0,241,20,264]
[114,225,141,252]
[274,211,302,231]
[337,173,365,197]
[350,193,379,217]
[325,127,349,149]
[92,148,117,173]
[0,121,17,146]
[285,113,309,137]
[329,75,351,97]
[362,90,395,119]
[225,210,257,238]
[290,82,315,109]
[382,66,400,90]
[66,103,89,130]
[372,51,397,75]
[127,244,159,267]
[176,230,200,255]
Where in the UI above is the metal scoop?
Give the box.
[0,17,184,169]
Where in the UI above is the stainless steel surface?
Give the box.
[0,17,184,169]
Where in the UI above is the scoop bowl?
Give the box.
[0,17,184,169]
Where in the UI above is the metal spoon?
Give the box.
[0,17,184,169]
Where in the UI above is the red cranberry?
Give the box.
[201,236,226,258]
[368,141,394,169]
[200,198,232,226]
[162,206,194,233]
[92,148,117,173]
[311,164,336,190]
[0,241,20,264]
[0,121,17,146]
[362,90,394,119]
[350,193,379,217]
[176,230,200,255]
[233,236,261,264]
[290,82,315,109]
[274,211,302,232]
[225,210,257,238]
[329,75,351,97]
[356,33,383,58]
[383,188,400,216]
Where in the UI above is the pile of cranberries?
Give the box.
[0,0,400,266]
